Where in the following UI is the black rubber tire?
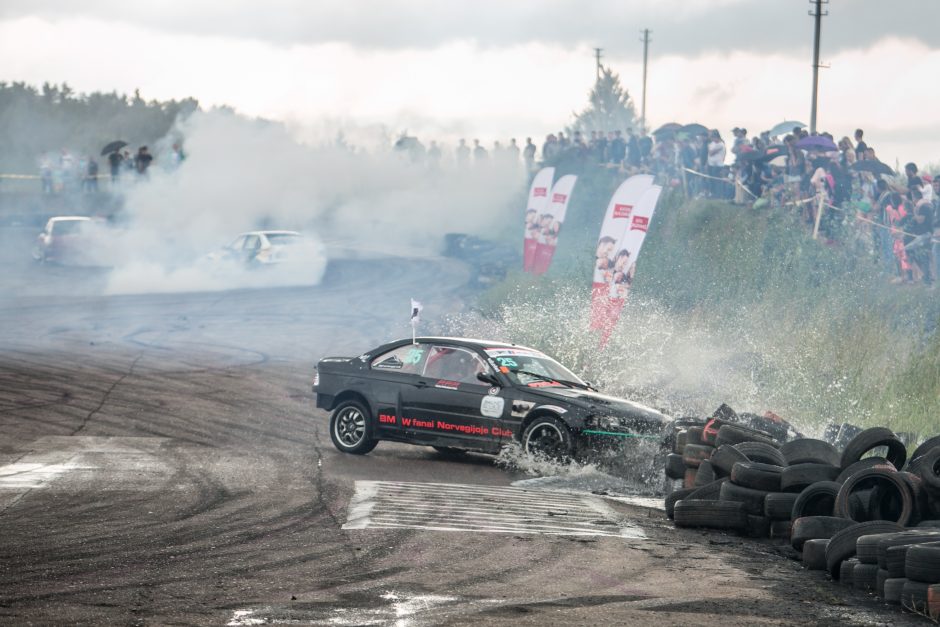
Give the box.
[839,558,859,585]
[802,538,829,570]
[711,445,750,476]
[914,447,940,495]
[836,457,894,484]
[877,531,940,570]
[665,453,686,480]
[687,426,705,445]
[886,544,911,578]
[918,520,940,528]
[746,514,771,538]
[673,499,748,531]
[857,532,902,564]
[791,481,841,519]
[899,471,929,523]
[835,467,914,526]
[905,541,940,584]
[781,438,840,467]
[719,481,769,515]
[682,443,714,468]
[876,568,891,597]
[780,463,841,492]
[908,435,940,464]
[673,430,688,455]
[882,577,907,604]
[716,424,778,448]
[694,460,717,487]
[840,427,907,471]
[852,562,879,590]
[730,462,784,492]
[900,580,930,613]
[665,487,697,520]
[791,515,855,551]
[825,520,904,579]
[910,437,940,467]
[687,477,729,501]
[733,441,786,466]
[764,492,799,520]
[769,519,792,540]
[522,416,574,461]
[329,399,378,455]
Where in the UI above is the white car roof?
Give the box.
[238,230,302,237]
[49,216,93,222]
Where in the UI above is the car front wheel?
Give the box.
[329,400,377,455]
[522,416,574,461]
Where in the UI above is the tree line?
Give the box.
[0,81,198,173]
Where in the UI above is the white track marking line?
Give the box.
[342,480,646,539]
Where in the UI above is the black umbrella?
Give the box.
[736,149,766,163]
[680,123,708,136]
[101,140,127,156]
[851,160,894,176]
[652,122,682,136]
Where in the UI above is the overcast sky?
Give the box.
[2,0,939,163]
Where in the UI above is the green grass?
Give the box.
[475,180,940,438]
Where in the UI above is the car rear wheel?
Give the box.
[522,416,574,461]
[329,400,377,455]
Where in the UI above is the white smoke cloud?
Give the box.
[100,109,525,294]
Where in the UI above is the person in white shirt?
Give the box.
[707,130,727,197]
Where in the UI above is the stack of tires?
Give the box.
[665,427,940,620]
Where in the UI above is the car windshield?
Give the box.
[265,233,302,245]
[484,348,586,389]
[52,220,88,235]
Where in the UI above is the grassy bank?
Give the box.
[470,182,940,438]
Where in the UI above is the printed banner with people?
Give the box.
[522,167,555,272]
[589,175,661,346]
[530,174,577,275]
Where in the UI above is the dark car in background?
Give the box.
[314,337,672,459]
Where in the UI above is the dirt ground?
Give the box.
[0,232,928,625]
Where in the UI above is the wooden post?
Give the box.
[812,193,824,240]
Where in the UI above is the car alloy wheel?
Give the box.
[524,418,572,461]
[334,406,366,448]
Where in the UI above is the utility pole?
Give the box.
[594,47,603,81]
[809,0,828,133]
[640,29,651,134]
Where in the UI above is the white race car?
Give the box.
[209,231,312,266]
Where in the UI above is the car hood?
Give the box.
[525,386,670,424]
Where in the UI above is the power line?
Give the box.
[809,0,828,133]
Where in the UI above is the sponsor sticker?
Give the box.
[613,203,633,219]
[435,379,460,390]
[484,348,543,358]
[533,187,547,197]
[631,215,650,232]
[480,396,505,418]
[552,193,568,203]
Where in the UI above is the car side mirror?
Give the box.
[476,371,500,386]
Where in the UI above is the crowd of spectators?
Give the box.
[398,125,937,289]
[35,143,184,195]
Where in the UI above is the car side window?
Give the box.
[244,235,261,251]
[423,346,488,385]
[371,344,428,375]
[228,236,247,250]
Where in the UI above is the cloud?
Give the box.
[2,0,940,57]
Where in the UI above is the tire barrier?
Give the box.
[839,427,907,471]
[663,420,940,621]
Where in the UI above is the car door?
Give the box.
[367,343,430,439]
[400,345,510,450]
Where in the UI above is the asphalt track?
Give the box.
[0,230,923,625]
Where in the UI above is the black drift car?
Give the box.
[314,337,672,459]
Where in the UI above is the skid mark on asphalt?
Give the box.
[0,436,171,512]
[342,480,646,538]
